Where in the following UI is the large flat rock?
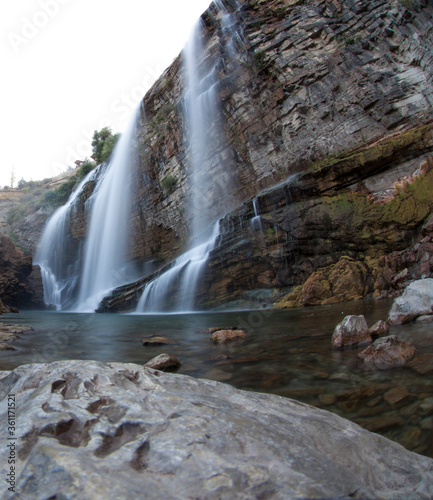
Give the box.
[0,360,432,499]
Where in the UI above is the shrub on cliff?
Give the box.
[91,127,120,164]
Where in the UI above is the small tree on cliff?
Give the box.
[91,127,120,165]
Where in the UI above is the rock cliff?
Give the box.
[101,0,433,311]
[0,360,432,499]
[0,234,43,312]
[7,0,433,311]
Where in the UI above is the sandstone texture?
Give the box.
[331,314,371,350]
[388,278,433,324]
[369,319,390,339]
[358,335,416,369]
[1,360,433,499]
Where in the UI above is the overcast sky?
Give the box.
[0,0,211,188]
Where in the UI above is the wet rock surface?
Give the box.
[331,314,371,350]
[144,353,181,371]
[358,335,416,370]
[0,323,33,350]
[389,278,433,324]
[210,329,247,344]
[1,360,433,499]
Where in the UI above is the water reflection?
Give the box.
[1,298,432,458]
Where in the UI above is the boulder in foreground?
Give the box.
[0,360,432,499]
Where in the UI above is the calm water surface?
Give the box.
[1,299,432,457]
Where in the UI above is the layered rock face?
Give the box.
[0,234,43,312]
[129,0,433,262]
[14,0,433,311]
[99,0,433,311]
[0,360,432,499]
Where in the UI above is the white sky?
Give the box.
[0,0,212,187]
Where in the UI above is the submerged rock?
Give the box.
[331,315,371,350]
[358,335,416,370]
[0,360,432,499]
[388,279,433,324]
[0,323,33,350]
[142,336,176,346]
[210,329,247,344]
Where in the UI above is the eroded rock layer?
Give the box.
[0,360,432,499]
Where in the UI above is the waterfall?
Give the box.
[136,222,220,313]
[136,1,240,314]
[35,108,139,312]
[34,173,96,310]
[251,198,262,231]
[74,109,139,312]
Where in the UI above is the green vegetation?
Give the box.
[7,205,26,225]
[161,175,177,194]
[91,127,120,164]
[252,51,268,71]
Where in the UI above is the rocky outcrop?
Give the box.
[0,234,43,311]
[0,360,432,499]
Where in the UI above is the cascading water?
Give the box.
[136,222,220,313]
[75,109,139,312]
[34,173,97,310]
[35,108,140,312]
[136,2,241,313]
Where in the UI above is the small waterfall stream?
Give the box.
[136,222,220,313]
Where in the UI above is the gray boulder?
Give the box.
[0,360,432,499]
[331,314,371,350]
[389,278,433,324]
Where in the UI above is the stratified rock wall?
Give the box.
[8,0,433,310]
[128,0,433,267]
[0,234,43,312]
[96,0,433,311]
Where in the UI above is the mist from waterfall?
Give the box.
[35,108,140,312]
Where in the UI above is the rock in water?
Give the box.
[369,319,390,339]
[358,335,416,370]
[389,278,433,324]
[0,361,432,499]
[144,353,181,371]
[142,336,176,346]
[210,329,247,343]
[331,315,371,350]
